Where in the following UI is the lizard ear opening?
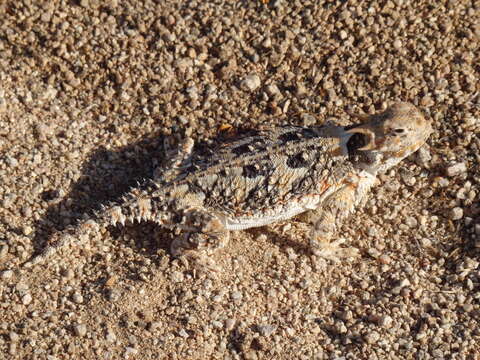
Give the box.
[346,127,376,151]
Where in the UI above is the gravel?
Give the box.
[240,74,262,92]
[446,162,468,177]
[450,207,464,220]
[74,324,87,337]
[1,0,479,359]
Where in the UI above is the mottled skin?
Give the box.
[24,102,432,270]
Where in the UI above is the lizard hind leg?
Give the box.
[170,207,230,273]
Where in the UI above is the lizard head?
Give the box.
[345,102,432,173]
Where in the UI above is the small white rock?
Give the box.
[258,324,276,337]
[450,207,463,220]
[378,315,393,328]
[72,293,84,304]
[405,217,418,228]
[225,318,236,331]
[178,329,189,338]
[446,162,467,177]
[22,293,32,305]
[364,331,380,344]
[9,331,19,342]
[170,271,184,283]
[1,270,14,280]
[393,39,402,49]
[125,347,138,358]
[106,329,117,342]
[74,324,87,337]
[416,146,431,167]
[475,224,480,236]
[240,74,261,91]
[265,83,280,96]
[0,91,6,112]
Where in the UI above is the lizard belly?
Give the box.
[221,194,324,231]
[223,206,306,230]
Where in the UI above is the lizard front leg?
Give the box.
[170,207,230,273]
[155,136,195,182]
[304,184,360,261]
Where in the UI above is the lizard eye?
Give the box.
[394,128,405,134]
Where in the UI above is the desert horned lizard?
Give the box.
[24,102,432,271]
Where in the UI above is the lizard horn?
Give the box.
[346,109,371,123]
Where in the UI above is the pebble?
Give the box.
[446,162,467,177]
[231,291,243,301]
[74,324,87,337]
[211,320,223,329]
[437,177,450,187]
[148,322,161,332]
[240,74,261,92]
[258,324,276,337]
[225,318,236,331]
[450,207,463,220]
[393,39,403,49]
[170,271,184,283]
[178,329,189,338]
[0,245,9,259]
[9,331,19,342]
[106,329,117,342]
[378,254,391,265]
[34,123,52,140]
[0,90,6,112]
[416,147,431,167]
[22,294,32,305]
[125,347,138,358]
[72,293,84,304]
[364,331,380,344]
[1,270,14,280]
[265,83,280,96]
[107,288,121,302]
[22,226,33,235]
[174,58,193,71]
[378,315,393,328]
[405,217,418,228]
[2,193,16,208]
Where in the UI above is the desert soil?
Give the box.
[0,0,479,359]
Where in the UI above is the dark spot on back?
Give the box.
[242,164,258,178]
[232,144,252,155]
[286,152,310,168]
[301,128,317,139]
[279,131,301,142]
[242,163,271,179]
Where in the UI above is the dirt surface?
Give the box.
[1,0,479,359]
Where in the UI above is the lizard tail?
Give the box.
[23,180,168,268]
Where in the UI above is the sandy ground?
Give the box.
[0,0,479,359]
